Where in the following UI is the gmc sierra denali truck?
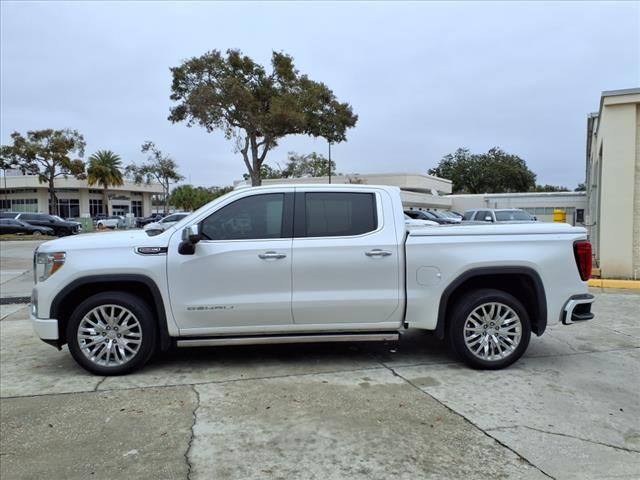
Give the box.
[31,185,594,375]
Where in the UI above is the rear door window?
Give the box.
[301,192,377,238]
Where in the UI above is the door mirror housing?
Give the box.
[182,224,202,244]
[179,224,201,255]
[484,215,493,222]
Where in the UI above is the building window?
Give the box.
[51,199,80,218]
[0,198,38,212]
[131,200,143,217]
[89,199,104,216]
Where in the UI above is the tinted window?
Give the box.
[495,210,532,221]
[201,194,284,240]
[476,210,492,221]
[462,211,474,221]
[304,192,376,237]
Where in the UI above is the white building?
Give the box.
[0,172,163,218]
[448,192,587,225]
[586,88,640,279]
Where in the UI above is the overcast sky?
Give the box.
[1,1,638,189]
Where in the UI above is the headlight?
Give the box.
[35,252,66,283]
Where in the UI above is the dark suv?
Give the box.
[0,212,82,236]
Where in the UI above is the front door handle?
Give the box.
[365,249,392,257]
[258,251,287,260]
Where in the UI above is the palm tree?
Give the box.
[87,150,124,216]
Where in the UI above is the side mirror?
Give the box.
[182,224,201,244]
[179,224,201,255]
[484,216,493,222]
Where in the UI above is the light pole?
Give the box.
[328,142,332,184]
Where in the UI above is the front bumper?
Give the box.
[31,312,59,340]
[562,293,595,325]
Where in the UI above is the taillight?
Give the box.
[573,241,592,281]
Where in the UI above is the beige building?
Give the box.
[0,172,163,218]
[586,88,640,279]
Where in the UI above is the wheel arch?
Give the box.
[49,274,171,351]
[435,267,547,340]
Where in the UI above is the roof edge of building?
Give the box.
[601,87,640,97]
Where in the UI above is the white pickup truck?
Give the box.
[31,185,594,375]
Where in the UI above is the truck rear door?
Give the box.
[291,188,402,326]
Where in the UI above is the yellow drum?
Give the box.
[553,209,566,223]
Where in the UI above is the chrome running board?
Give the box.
[176,332,399,348]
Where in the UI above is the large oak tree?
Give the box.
[168,49,358,186]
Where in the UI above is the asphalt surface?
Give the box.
[1,240,639,480]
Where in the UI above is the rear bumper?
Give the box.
[561,294,595,325]
[31,313,59,340]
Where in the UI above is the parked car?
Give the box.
[93,213,108,223]
[31,185,594,375]
[1,212,81,236]
[404,214,438,227]
[143,212,191,234]
[0,218,55,236]
[135,214,164,228]
[96,216,125,230]
[463,209,536,223]
[436,211,463,223]
[404,210,458,224]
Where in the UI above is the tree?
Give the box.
[428,147,536,194]
[282,152,336,178]
[575,183,586,192]
[0,129,86,215]
[87,150,124,216]
[126,141,184,214]
[170,184,235,211]
[169,49,358,186]
[533,184,570,192]
[241,164,284,181]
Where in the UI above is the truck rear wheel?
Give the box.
[66,292,156,375]
[448,288,531,369]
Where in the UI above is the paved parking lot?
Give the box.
[1,240,639,479]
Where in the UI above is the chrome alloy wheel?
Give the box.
[463,302,522,361]
[77,304,142,367]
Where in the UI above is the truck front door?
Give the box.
[167,192,294,333]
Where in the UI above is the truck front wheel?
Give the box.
[448,288,531,369]
[66,292,157,375]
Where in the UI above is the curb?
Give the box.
[0,297,31,305]
[588,279,640,290]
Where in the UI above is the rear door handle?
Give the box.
[258,251,287,260]
[365,249,392,257]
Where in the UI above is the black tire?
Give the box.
[447,288,531,370]
[66,292,157,375]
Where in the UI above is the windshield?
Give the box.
[495,210,532,221]
[51,215,65,222]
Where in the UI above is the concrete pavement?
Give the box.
[1,240,639,479]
